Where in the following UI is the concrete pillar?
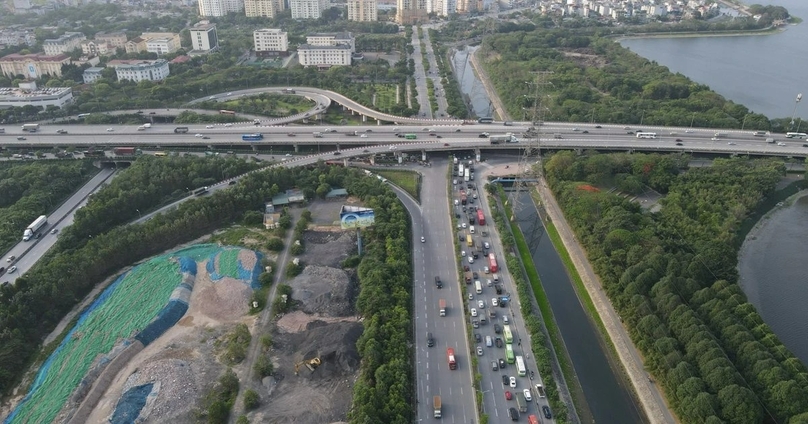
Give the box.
[370,155,375,165]
[294,144,299,153]
[422,150,427,161]
[335,143,340,151]
[398,155,403,164]
[343,158,349,166]
[362,115,367,122]
[377,119,382,125]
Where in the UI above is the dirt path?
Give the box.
[231,209,302,420]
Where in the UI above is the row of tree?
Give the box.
[427,29,470,119]
[544,152,808,423]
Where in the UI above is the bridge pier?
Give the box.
[294,144,300,153]
[362,115,367,123]
[369,155,376,165]
[335,143,340,151]
[421,150,427,162]
[343,158,349,166]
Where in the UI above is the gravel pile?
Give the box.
[237,249,258,272]
[118,358,198,421]
[275,321,362,380]
[195,278,252,322]
[289,266,355,317]
[300,231,356,268]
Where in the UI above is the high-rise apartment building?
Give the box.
[396,0,427,24]
[198,0,244,17]
[347,0,377,21]
[190,23,219,51]
[290,0,329,19]
[245,0,284,17]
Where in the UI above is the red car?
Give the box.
[505,391,512,400]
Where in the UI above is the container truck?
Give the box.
[113,147,136,155]
[439,299,446,317]
[21,123,39,132]
[174,127,189,133]
[516,395,527,413]
[447,348,457,370]
[23,215,47,241]
[488,253,498,273]
[433,395,442,418]
[477,209,485,226]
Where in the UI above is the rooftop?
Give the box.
[308,32,353,40]
[0,86,71,99]
[298,44,353,50]
[0,53,70,62]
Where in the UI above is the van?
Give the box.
[503,315,509,324]
[485,336,493,347]
[493,273,500,282]
[492,361,498,371]
[427,332,434,347]
[766,138,775,144]
[479,316,487,325]
[470,226,475,234]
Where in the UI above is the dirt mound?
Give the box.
[288,265,356,317]
[299,231,356,268]
[275,321,362,380]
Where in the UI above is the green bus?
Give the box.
[505,343,515,364]
[503,325,513,344]
[405,134,417,140]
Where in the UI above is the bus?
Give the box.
[404,134,417,140]
[466,234,473,247]
[477,117,493,124]
[475,280,482,294]
[77,113,90,118]
[242,133,264,141]
[786,132,808,139]
[516,355,526,377]
[505,344,515,364]
[154,152,168,157]
[503,325,513,344]
[219,110,236,115]
[635,132,657,139]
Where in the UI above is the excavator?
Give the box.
[294,357,321,375]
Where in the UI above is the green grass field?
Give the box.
[375,169,420,201]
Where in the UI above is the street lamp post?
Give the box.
[136,209,141,219]
[690,112,697,129]
[791,93,803,130]
[741,114,749,131]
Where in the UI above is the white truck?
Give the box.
[23,215,48,241]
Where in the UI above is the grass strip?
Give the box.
[375,169,420,202]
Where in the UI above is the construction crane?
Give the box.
[294,357,321,375]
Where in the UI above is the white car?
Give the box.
[224,123,233,127]
[360,134,368,138]
[777,142,787,146]
[206,125,215,129]
[484,242,490,249]
[461,223,467,229]
[7,256,15,262]
[468,256,474,264]
[468,293,474,300]
[473,194,478,199]
[393,127,400,132]
[106,128,114,132]
[461,251,466,257]
[492,297,499,307]
[484,266,490,274]
[711,137,720,141]
[471,308,478,317]
[727,142,736,145]
[509,376,517,388]
[8,266,17,274]
[478,300,485,309]
[572,128,580,131]
[523,389,532,402]
[421,236,425,243]
[227,92,232,95]
[195,134,204,137]
[388,146,396,150]
[477,346,484,356]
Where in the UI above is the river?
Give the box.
[620,0,808,121]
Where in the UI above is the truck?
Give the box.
[21,123,39,132]
[174,126,189,133]
[113,147,136,156]
[488,253,498,273]
[313,132,323,138]
[536,383,546,398]
[439,299,446,317]
[464,271,472,284]
[516,395,527,413]
[447,348,457,370]
[458,163,464,176]
[489,134,515,144]
[23,215,47,241]
[477,209,485,226]
[714,132,728,138]
[433,395,442,418]
[464,169,470,182]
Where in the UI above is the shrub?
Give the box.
[244,389,260,410]
[266,237,284,251]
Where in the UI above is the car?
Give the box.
[455,128,462,132]
[502,375,510,385]
[195,134,204,137]
[727,142,736,145]
[50,228,58,234]
[360,134,368,138]
[505,391,512,400]
[422,127,429,131]
[803,144,808,148]
[209,95,216,99]
[224,123,233,127]
[149,111,156,115]
[474,333,482,343]
[582,130,589,133]
[437,135,443,138]
[503,315,509,324]
[478,300,485,309]
[477,346,484,356]
[499,358,506,368]
[362,149,369,153]
[206,125,215,129]
[626,131,634,135]
[523,389,532,402]
[495,337,503,348]
[16,136,26,140]
[463,265,470,272]
[711,137,720,141]
[393,127,400,132]
[473,193,478,199]
[444,143,450,146]
[473,271,479,279]
[542,406,552,419]
[202,136,210,139]
[7,266,16,274]
[421,236,425,243]
[106,128,114,132]
[287,133,296,137]
[285,153,293,157]
[365,129,372,132]
[484,241,490,249]
[468,293,474,300]
[228,180,237,185]
[676,142,683,146]
[453,179,457,185]
[484,266,490,274]
[472,320,479,328]
[7,256,15,262]
[56,129,68,134]
[675,138,683,142]
[624,126,631,130]
[777,142,788,146]
[137,110,144,114]
[429,133,437,136]
[595,125,602,128]
[572,128,580,131]
[461,223,467,229]
[227,92,232,96]
[0,267,4,274]
[388,146,396,150]
[468,256,474,264]
[470,308,477,317]
[492,360,499,371]
[509,407,519,421]
[492,298,499,307]
[333,151,342,155]
[509,376,517,388]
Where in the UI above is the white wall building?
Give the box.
[245,0,284,17]
[82,67,104,84]
[0,84,73,109]
[347,0,377,21]
[254,28,289,53]
[145,38,181,55]
[297,45,352,67]
[43,32,86,55]
[290,0,329,19]
[198,0,244,16]
[107,59,170,82]
[190,24,219,51]
[306,32,355,52]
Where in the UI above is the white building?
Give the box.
[290,0,329,19]
[245,0,284,17]
[0,83,73,109]
[198,0,244,16]
[43,32,86,56]
[190,23,219,52]
[107,59,170,82]
[297,44,352,67]
[306,32,355,52]
[254,29,289,53]
[82,67,104,84]
[146,37,181,55]
[347,0,377,21]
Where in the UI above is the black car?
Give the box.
[494,324,502,334]
[473,272,479,279]
[334,151,342,155]
[676,143,683,146]
[475,333,482,343]
[495,284,503,294]
[228,180,237,185]
[543,406,552,419]
[582,130,589,133]
[502,375,509,385]
[595,125,602,128]
[509,407,519,421]
[495,337,503,348]
[0,267,5,274]
[499,358,506,368]
[675,138,683,142]
[803,144,808,148]
[435,276,442,289]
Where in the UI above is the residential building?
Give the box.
[0,29,36,48]
[190,23,219,52]
[126,32,182,54]
[0,82,73,109]
[80,40,114,57]
[290,0,329,19]
[198,0,244,16]
[94,32,127,49]
[82,67,104,83]
[245,0,284,17]
[254,29,289,53]
[347,0,377,21]
[0,53,71,78]
[107,59,170,82]
[146,37,181,55]
[396,0,427,24]
[306,32,355,52]
[297,44,352,67]
[125,37,147,54]
[43,32,86,55]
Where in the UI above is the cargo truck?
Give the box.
[21,123,39,132]
[516,395,527,413]
[447,348,457,370]
[464,271,472,284]
[439,299,446,316]
[488,253,498,273]
[433,396,442,418]
[535,383,546,398]
[477,209,485,226]
[113,147,136,155]
[23,215,47,241]
[174,127,189,133]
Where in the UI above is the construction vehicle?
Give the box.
[294,357,321,375]
[433,395,442,418]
